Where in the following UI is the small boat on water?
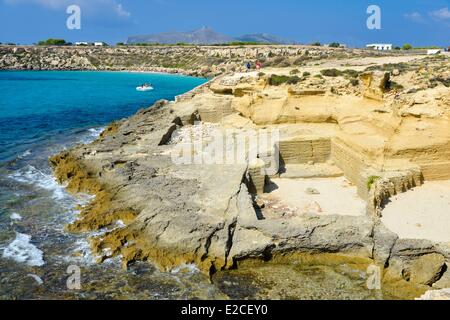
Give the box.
[136,84,154,91]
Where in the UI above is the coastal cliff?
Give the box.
[1,44,395,77]
[47,50,450,299]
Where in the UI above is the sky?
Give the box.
[0,0,449,47]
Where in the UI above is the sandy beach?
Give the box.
[381,180,450,243]
[262,177,367,217]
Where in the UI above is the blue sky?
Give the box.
[1,0,449,47]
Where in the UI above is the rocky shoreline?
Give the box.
[47,51,450,299]
[1,44,400,78]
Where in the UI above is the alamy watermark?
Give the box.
[170,124,280,175]
[63,4,381,33]
[67,265,81,290]
[366,264,382,290]
[66,5,81,30]
[367,5,382,30]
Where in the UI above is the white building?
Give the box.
[75,42,91,46]
[94,42,108,47]
[427,49,441,55]
[366,43,393,51]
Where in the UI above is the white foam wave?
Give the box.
[170,263,200,275]
[88,127,104,136]
[78,127,104,144]
[27,274,44,285]
[69,239,96,264]
[18,150,32,159]
[9,165,66,200]
[2,233,45,267]
[10,213,22,221]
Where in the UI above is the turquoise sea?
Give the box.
[0,71,206,161]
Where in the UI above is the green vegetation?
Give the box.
[270,56,292,67]
[320,69,359,78]
[310,42,322,46]
[386,80,404,91]
[290,69,299,75]
[349,78,359,86]
[328,42,341,48]
[430,77,450,88]
[293,56,310,66]
[343,69,359,78]
[116,42,126,46]
[37,38,69,46]
[414,46,442,49]
[268,74,301,86]
[365,62,409,73]
[278,60,292,68]
[320,69,341,77]
[302,71,311,77]
[402,44,413,50]
[366,176,381,190]
[286,76,301,84]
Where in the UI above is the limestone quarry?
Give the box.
[47,49,450,299]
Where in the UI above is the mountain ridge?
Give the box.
[127,27,293,45]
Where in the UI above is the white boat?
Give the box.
[136,85,154,91]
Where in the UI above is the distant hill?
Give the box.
[127,26,234,45]
[127,27,293,45]
[235,33,292,45]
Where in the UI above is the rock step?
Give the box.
[279,137,331,165]
[280,163,344,179]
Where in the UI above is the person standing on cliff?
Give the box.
[246,62,251,72]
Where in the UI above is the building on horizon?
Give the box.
[75,42,92,46]
[427,49,441,55]
[366,43,393,51]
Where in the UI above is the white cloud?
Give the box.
[114,3,130,17]
[429,7,450,20]
[3,0,131,19]
[404,12,424,23]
